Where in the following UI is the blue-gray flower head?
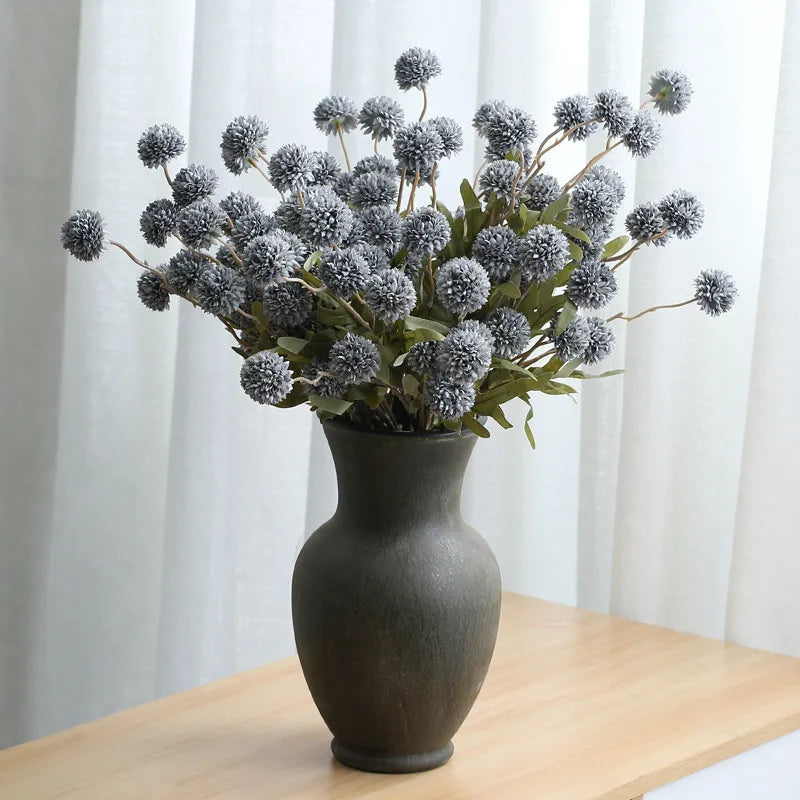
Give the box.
[318,246,369,297]
[273,197,304,235]
[406,340,441,375]
[393,122,445,174]
[571,218,615,259]
[137,270,170,311]
[313,95,358,135]
[309,151,342,186]
[430,116,463,157]
[458,319,495,346]
[176,199,226,248]
[584,164,626,204]
[358,206,403,254]
[395,47,442,91]
[61,209,106,261]
[471,225,519,282]
[272,228,310,261]
[137,123,185,168]
[353,154,397,178]
[353,243,391,272]
[220,115,268,174]
[625,202,670,246]
[567,259,618,309]
[333,171,356,202]
[298,186,354,248]
[436,323,493,383]
[479,159,519,201]
[487,308,531,358]
[571,177,621,228]
[364,268,417,323]
[522,174,562,211]
[306,359,347,398]
[473,99,510,137]
[552,94,598,141]
[517,224,570,283]
[486,106,537,157]
[359,95,405,140]
[425,378,475,420]
[484,142,533,166]
[550,313,591,361]
[268,143,315,193]
[171,163,218,208]
[166,250,209,294]
[593,90,635,137]
[694,269,737,316]
[215,242,240,270]
[649,68,693,115]
[240,351,293,405]
[262,281,315,329]
[195,264,246,315]
[659,189,705,239]
[349,171,398,210]
[436,257,490,315]
[453,205,466,219]
[242,232,302,288]
[402,256,423,279]
[401,207,450,257]
[328,333,380,385]
[623,110,662,158]
[219,191,262,224]
[584,317,615,364]
[231,209,275,251]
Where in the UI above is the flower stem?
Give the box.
[563,139,624,191]
[607,297,695,323]
[174,236,224,267]
[429,162,438,208]
[406,169,421,212]
[248,157,277,193]
[608,228,670,271]
[214,236,243,266]
[472,159,488,190]
[162,165,173,187]
[373,135,379,155]
[296,189,306,208]
[419,86,428,122]
[336,123,351,171]
[396,167,407,212]
[109,240,160,273]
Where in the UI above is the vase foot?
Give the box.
[331,738,454,773]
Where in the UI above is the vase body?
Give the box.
[292,420,502,774]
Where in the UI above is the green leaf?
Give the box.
[404,316,450,336]
[436,202,454,224]
[276,336,308,354]
[302,250,323,273]
[493,281,522,300]
[567,241,584,263]
[523,405,536,449]
[402,373,420,397]
[554,298,577,336]
[541,193,569,224]
[573,368,625,380]
[443,418,461,431]
[558,224,592,244]
[555,357,583,378]
[274,383,309,409]
[474,377,541,413]
[493,358,535,377]
[393,351,409,366]
[462,413,491,438]
[308,394,352,415]
[459,179,481,212]
[519,203,528,226]
[601,235,629,260]
[489,405,513,429]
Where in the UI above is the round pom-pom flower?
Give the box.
[479,159,519,201]
[436,257,490,315]
[523,174,562,211]
[240,351,293,405]
[176,198,227,248]
[584,165,626,205]
[273,197,303,234]
[171,163,218,208]
[471,225,519,282]
[358,206,403,254]
[359,96,405,141]
[137,270,170,311]
[393,122,445,175]
[268,143,315,193]
[625,202,670,246]
[567,259,618,309]
[472,99,509,137]
[220,115,268,174]
[649,69,693,115]
[195,264,246,315]
[406,340,441,375]
[517,224,570,283]
[333,172,356,202]
[584,317,615,364]
[262,281,315,328]
[349,171,398,210]
[328,333,380,385]
[551,313,591,362]
[60,209,105,261]
[395,47,442,91]
[353,243,391,272]
[659,189,705,239]
[231,209,275,251]
[486,106,537,157]
[298,186,354,248]
[137,123,185,169]
[139,198,178,247]
[436,322,494,383]
[424,378,475,420]
[318,247,370,297]
[243,232,302,288]
[486,308,531,358]
[401,207,450,257]
[219,191,262,223]
[552,94,598,141]
[694,269,738,316]
[353,154,396,178]
[310,151,342,186]
[313,95,358,135]
[364,269,417,323]
[571,177,620,228]
[165,249,208,294]
[623,110,662,158]
[593,90,635,137]
[430,116,463,157]
[305,360,347,398]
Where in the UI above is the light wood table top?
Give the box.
[2,593,800,799]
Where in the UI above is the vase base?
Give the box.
[331,738,454,773]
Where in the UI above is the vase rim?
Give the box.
[321,417,477,442]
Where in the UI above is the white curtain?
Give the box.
[0,0,795,749]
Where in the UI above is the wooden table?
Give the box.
[2,593,800,799]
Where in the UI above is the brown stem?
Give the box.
[174,236,224,267]
[336,296,372,330]
[607,297,695,323]
[515,334,548,364]
[109,240,159,273]
[406,169,421,212]
[248,157,276,193]
[419,86,428,122]
[336,123,351,171]
[472,159,488,190]
[500,152,526,222]
[214,236,243,266]
[429,162,438,208]
[296,189,306,208]
[608,229,670,272]
[162,165,173,187]
[373,135,379,155]
[396,167,407,212]
[563,140,624,192]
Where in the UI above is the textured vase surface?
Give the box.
[292,419,502,774]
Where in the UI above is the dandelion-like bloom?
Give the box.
[359,95,405,141]
[298,186,354,248]
[313,95,358,135]
[176,199,226,248]
[318,247,370,297]
[406,340,441,375]
[357,206,403,254]
[353,154,397,178]
[273,197,304,235]
[487,308,531,358]
[394,47,442,91]
[425,378,475,420]
[310,151,342,186]
[136,122,186,168]
[138,198,178,248]
[436,257,490,315]
[567,259,618,309]
[552,94,598,141]
[195,264,246,315]
[584,165,626,205]
[137,270,170,311]
[571,177,621,229]
[305,359,347,398]
[623,110,662,158]
[165,249,208,294]
[430,116,463,157]
[593,90,635,137]
[517,224,570,283]
[243,232,302,288]
[328,333,380,385]
[60,209,105,261]
[436,323,493,383]
[401,207,450,256]
[364,269,417,323]
[479,160,519,201]
[240,350,293,405]
[393,122,445,175]
[353,243,391,272]
[219,191,262,224]
[523,174,562,211]
[486,106,537,157]
[649,68,693,115]
[472,99,509,137]
[268,143,315,193]
[332,171,356,202]
[550,314,591,361]
[220,115,269,174]
[471,225,519,282]
[231,209,275,251]
[659,189,705,239]
[625,202,670,246]
[171,163,218,208]
[349,171,398,210]
[262,281,315,328]
[584,317,615,364]
[694,269,738,316]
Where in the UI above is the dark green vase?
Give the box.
[292,419,502,774]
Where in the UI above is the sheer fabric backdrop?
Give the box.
[0,0,795,748]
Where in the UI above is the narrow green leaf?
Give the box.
[493,281,522,300]
[574,368,625,380]
[276,336,308,354]
[436,202,454,224]
[523,405,536,449]
[541,193,569,224]
[404,316,450,335]
[554,298,577,336]
[490,406,513,429]
[555,357,583,378]
[519,203,528,225]
[493,358,535,377]
[567,241,584,263]
[601,235,629,260]
[308,394,353,415]
[402,373,420,397]
[558,224,592,244]
[459,179,482,212]
[393,351,409,366]
[462,414,491,438]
